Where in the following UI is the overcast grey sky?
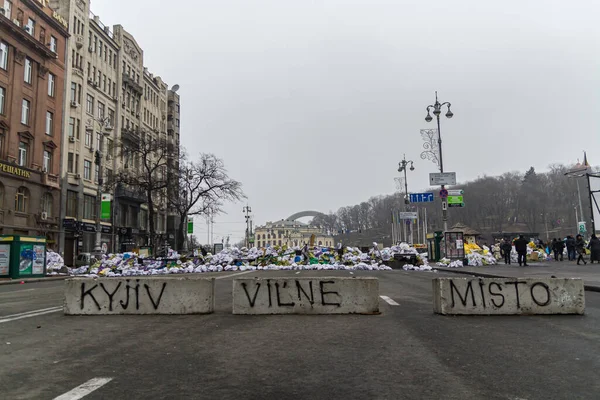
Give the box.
[92,0,600,243]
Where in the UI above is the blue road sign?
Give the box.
[409,192,434,203]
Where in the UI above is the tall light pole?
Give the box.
[398,154,415,243]
[92,116,112,258]
[243,205,252,247]
[425,91,453,232]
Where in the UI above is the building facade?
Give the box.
[254,220,335,248]
[50,0,181,264]
[166,86,180,249]
[0,0,69,248]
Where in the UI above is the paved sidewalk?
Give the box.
[0,275,69,285]
[436,261,600,291]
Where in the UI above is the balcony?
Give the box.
[121,128,140,143]
[42,172,60,189]
[122,74,143,95]
[75,35,84,49]
[115,184,146,203]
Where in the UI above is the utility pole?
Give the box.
[243,205,252,247]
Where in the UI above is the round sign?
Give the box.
[439,189,449,198]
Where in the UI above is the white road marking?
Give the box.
[349,272,354,275]
[215,270,254,280]
[380,296,400,306]
[295,272,301,274]
[0,288,36,295]
[53,377,113,400]
[0,306,62,324]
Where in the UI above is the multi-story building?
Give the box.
[0,0,69,248]
[52,1,181,264]
[166,85,180,249]
[254,220,335,248]
[55,0,120,264]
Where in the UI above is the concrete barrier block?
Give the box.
[64,276,215,315]
[232,277,379,315]
[433,277,585,315]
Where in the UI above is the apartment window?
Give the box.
[68,117,75,138]
[86,94,94,114]
[21,99,30,125]
[93,35,97,52]
[107,139,113,158]
[0,41,7,70]
[48,73,55,97]
[88,31,92,47]
[18,141,27,166]
[66,191,78,217]
[3,1,11,19]
[76,118,81,139]
[108,78,112,95]
[0,86,4,115]
[41,193,53,217]
[108,109,114,126]
[45,111,53,135]
[98,40,103,57]
[103,75,106,92]
[112,82,116,96]
[67,152,74,173]
[24,58,32,83]
[85,129,92,147]
[83,194,95,219]
[26,18,35,35]
[83,160,91,180]
[176,119,180,127]
[70,82,76,102]
[49,36,57,53]
[94,164,99,182]
[43,149,52,172]
[75,154,79,173]
[97,70,101,84]
[77,84,82,104]
[95,132,101,151]
[97,102,105,120]
[109,50,112,66]
[87,62,90,76]
[15,186,28,212]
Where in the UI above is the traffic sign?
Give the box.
[429,172,457,186]
[439,189,448,198]
[398,211,418,220]
[447,195,463,204]
[447,189,464,196]
[409,192,434,203]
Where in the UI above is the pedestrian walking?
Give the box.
[588,234,600,264]
[500,239,512,265]
[553,238,565,261]
[566,235,576,261]
[575,234,587,265]
[513,235,529,266]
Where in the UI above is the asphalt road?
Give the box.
[1,270,600,400]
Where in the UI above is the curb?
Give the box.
[434,267,600,293]
[0,276,70,285]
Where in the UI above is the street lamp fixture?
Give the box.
[398,154,414,205]
[424,91,453,233]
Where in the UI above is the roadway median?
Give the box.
[64,276,215,315]
[232,276,379,315]
[432,277,585,315]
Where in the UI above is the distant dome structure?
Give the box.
[286,211,326,221]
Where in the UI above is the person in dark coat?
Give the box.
[588,234,600,264]
[575,234,587,265]
[513,235,529,266]
[500,239,512,265]
[553,238,565,261]
[566,235,576,261]
[551,239,559,261]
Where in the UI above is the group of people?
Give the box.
[498,234,600,266]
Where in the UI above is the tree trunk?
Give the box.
[177,214,186,252]
[147,189,155,252]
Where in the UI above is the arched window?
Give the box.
[41,193,53,217]
[15,186,29,212]
[318,241,322,246]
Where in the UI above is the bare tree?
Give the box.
[169,153,245,250]
[115,129,177,250]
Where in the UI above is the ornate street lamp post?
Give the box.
[398,154,415,243]
[424,91,453,233]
